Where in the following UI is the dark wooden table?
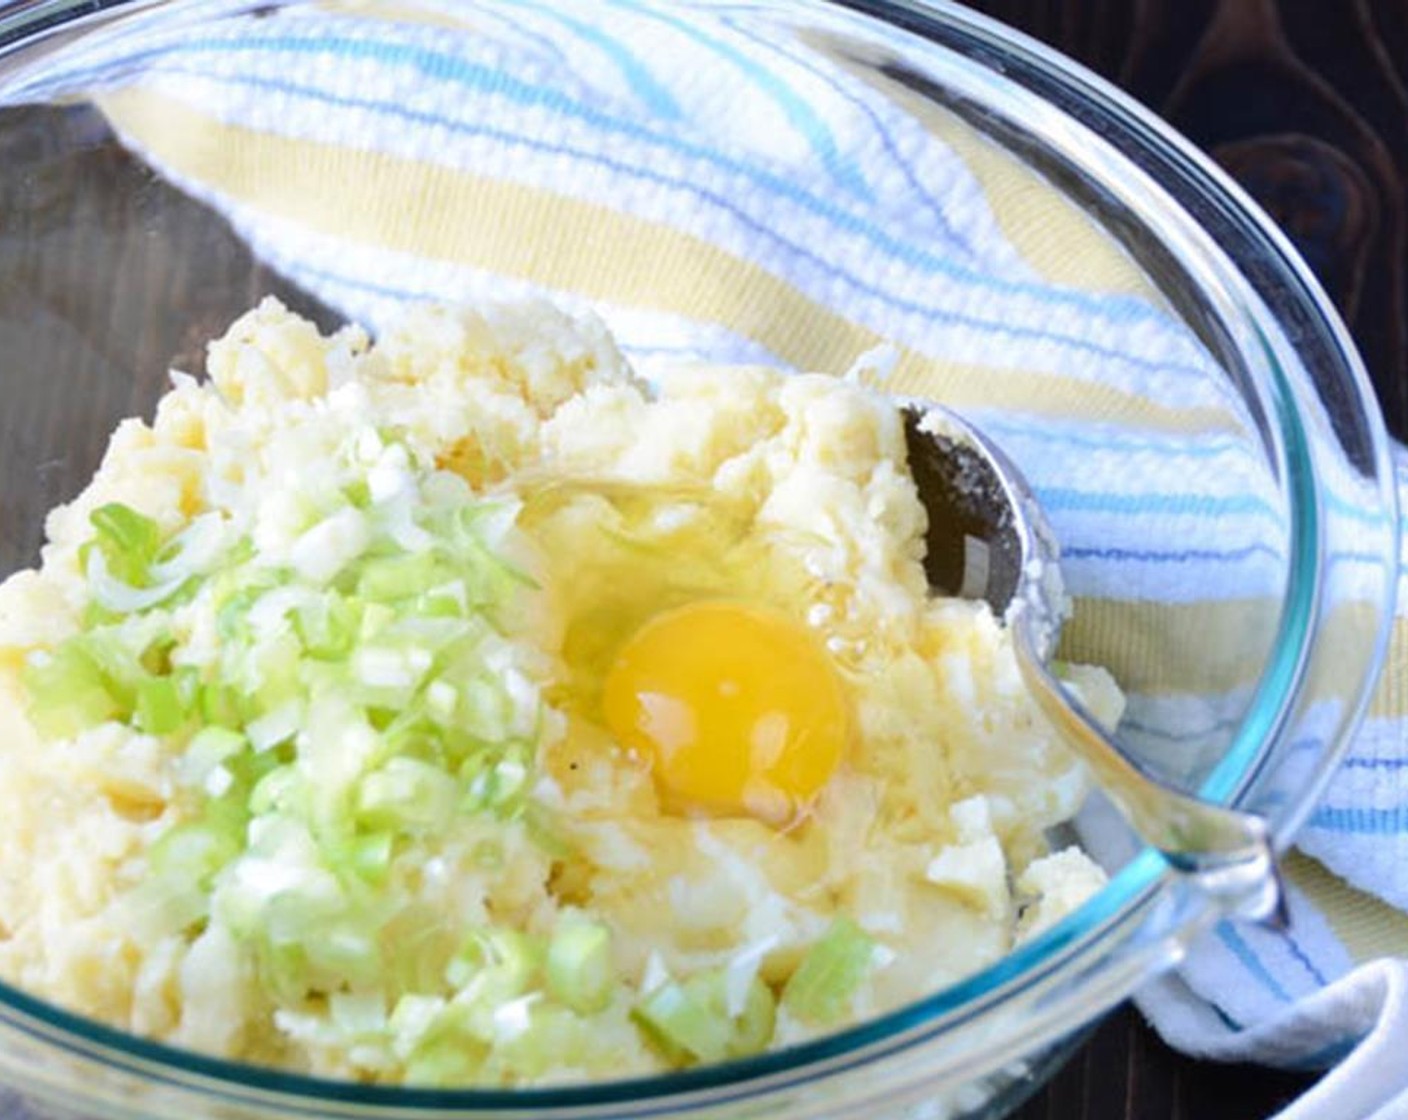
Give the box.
[974,2,1408,1117]
[1,2,1403,1118]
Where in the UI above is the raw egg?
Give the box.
[601,600,848,824]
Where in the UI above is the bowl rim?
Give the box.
[0,0,1397,1110]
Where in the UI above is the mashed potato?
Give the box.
[0,298,1121,1085]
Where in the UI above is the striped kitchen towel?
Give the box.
[3,1,1405,1115]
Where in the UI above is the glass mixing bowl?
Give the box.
[0,1,1398,1117]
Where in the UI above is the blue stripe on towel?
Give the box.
[1063,543,1284,565]
[719,12,983,261]
[585,0,868,193]
[485,0,684,120]
[1309,805,1408,835]
[1216,924,1291,1003]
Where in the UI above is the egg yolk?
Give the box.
[601,600,848,824]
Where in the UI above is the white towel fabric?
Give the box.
[5,1,1407,1116]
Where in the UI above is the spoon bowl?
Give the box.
[901,402,1286,927]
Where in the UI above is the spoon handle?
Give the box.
[1013,625,1288,929]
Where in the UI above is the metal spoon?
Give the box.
[901,402,1286,927]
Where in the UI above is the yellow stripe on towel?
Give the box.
[1287,852,1408,963]
[1369,617,1407,721]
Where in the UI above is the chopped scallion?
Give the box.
[22,645,124,740]
[356,757,457,834]
[89,503,161,585]
[136,675,187,735]
[545,918,613,1015]
[780,917,875,1026]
